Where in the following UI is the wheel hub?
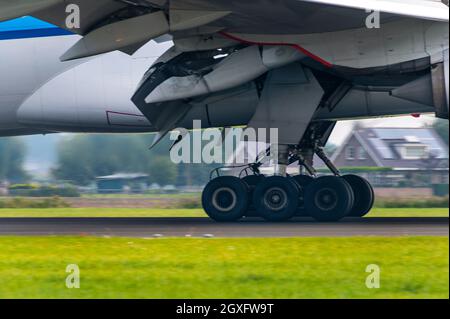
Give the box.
[264,187,288,211]
[315,188,338,211]
[212,187,237,213]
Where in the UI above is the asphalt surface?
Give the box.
[0,217,448,238]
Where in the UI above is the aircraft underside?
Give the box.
[0,0,448,222]
[128,45,448,222]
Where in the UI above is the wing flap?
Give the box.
[60,11,169,61]
[0,0,61,22]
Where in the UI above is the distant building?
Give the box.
[224,126,449,195]
[0,181,8,196]
[330,127,449,192]
[96,173,149,194]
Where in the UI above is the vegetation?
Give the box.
[147,157,177,187]
[175,197,203,209]
[375,197,449,209]
[52,134,219,186]
[364,208,449,218]
[8,184,80,197]
[0,208,447,218]
[81,193,201,199]
[0,236,447,299]
[0,197,70,209]
[0,137,28,183]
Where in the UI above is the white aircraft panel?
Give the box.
[301,0,449,21]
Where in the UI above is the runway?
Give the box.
[0,217,448,238]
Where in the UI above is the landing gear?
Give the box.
[202,172,375,222]
[202,125,375,222]
[202,176,249,222]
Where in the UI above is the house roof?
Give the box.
[227,127,449,172]
[334,127,449,170]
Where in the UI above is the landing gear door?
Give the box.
[247,64,324,145]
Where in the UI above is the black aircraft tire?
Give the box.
[305,176,354,222]
[253,176,300,222]
[342,174,375,217]
[202,176,249,222]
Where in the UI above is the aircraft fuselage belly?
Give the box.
[0,14,448,137]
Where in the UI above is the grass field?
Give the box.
[0,236,447,299]
[81,193,201,199]
[0,207,447,218]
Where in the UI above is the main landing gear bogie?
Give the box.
[202,173,375,223]
[202,137,375,222]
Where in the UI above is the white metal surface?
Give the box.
[301,0,449,21]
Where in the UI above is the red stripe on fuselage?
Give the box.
[219,32,333,68]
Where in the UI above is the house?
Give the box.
[330,127,449,191]
[96,173,149,194]
[224,126,449,195]
[0,181,8,196]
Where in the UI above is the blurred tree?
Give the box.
[433,119,449,145]
[324,142,338,157]
[0,137,28,182]
[148,156,177,186]
[53,134,150,185]
[53,133,219,186]
[176,163,216,186]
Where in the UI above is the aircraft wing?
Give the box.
[302,0,449,21]
[1,0,448,61]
